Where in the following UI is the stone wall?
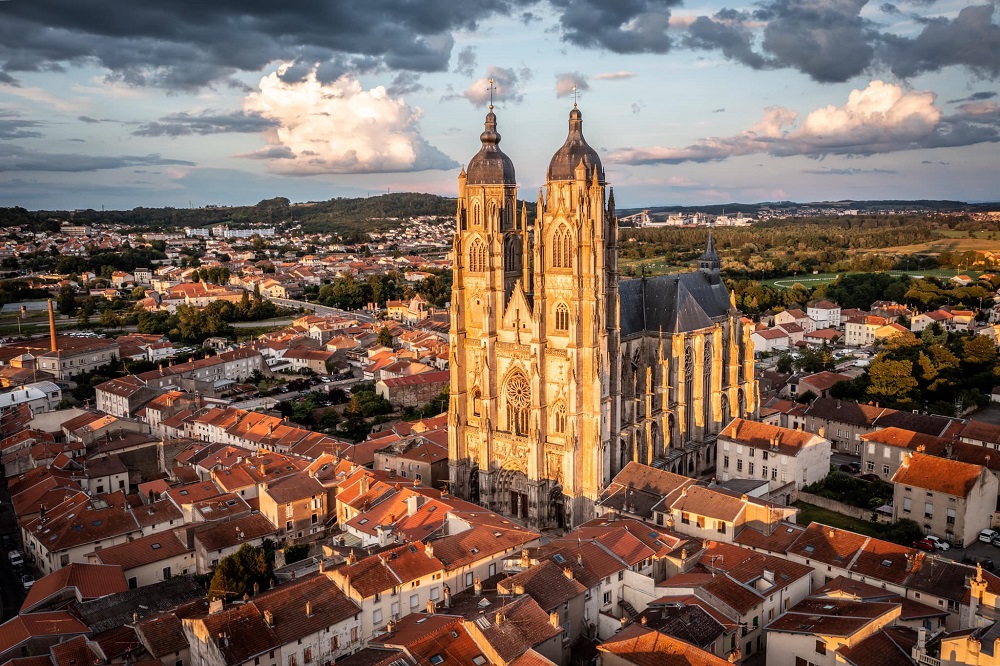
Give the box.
[797,491,874,521]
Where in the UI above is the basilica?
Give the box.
[447,104,757,530]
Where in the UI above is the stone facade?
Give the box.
[447,106,757,530]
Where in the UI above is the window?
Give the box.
[748,462,754,475]
[903,497,912,512]
[696,516,705,528]
[331,636,339,651]
[409,594,421,609]
[430,586,440,601]
[867,461,875,472]
[771,467,778,480]
[555,303,570,331]
[762,465,768,479]
[504,372,530,436]
[723,455,729,469]
[303,648,312,664]
[288,655,298,666]
[816,640,826,655]
[681,512,690,525]
[373,609,382,625]
[465,572,474,587]
[471,387,481,418]
[717,521,726,535]
[925,503,933,519]
[947,508,956,525]
[749,448,755,458]
[552,403,567,434]
[737,459,743,472]
[162,566,171,580]
[883,464,890,476]
[552,224,572,269]
[603,591,612,605]
[469,238,488,272]
[391,602,399,618]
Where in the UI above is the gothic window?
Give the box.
[555,303,570,331]
[721,393,730,426]
[505,371,531,436]
[632,349,641,399]
[469,238,487,273]
[473,202,482,226]
[684,345,695,381]
[471,387,481,418]
[704,341,712,374]
[552,403,567,434]
[738,388,746,416]
[552,224,572,269]
[488,200,498,226]
[504,236,521,273]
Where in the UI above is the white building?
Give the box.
[807,300,842,329]
[717,418,831,493]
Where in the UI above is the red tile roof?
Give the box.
[597,624,731,665]
[891,451,986,497]
[21,563,128,613]
[97,531,190,570]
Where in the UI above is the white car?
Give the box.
[923,535,951,551]
[980,529,998,544]
[7,550,23,567]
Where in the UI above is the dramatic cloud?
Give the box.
[549,0,681,53]
[0,144,194,172]
[133,111,276,137]
[554,72,589,98]
[386,72,425,97]
[0,0,536,89]
[593,71,636,80]
[684,12,770,70]
[882,4,1000,79]
[803,167,899,175]
[241,64,457,175]
[0,111,42,139]
[608,80,1000,165]
[453,46,478,77]
[464,66,529,107]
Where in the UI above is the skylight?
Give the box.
[359,519,369,525]
[151,543,161,549]
[429,656,444,665]
[803,545,815,553]
[881,559,893,567]
[554,554,565,563]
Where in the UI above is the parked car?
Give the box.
[859,473,881,483]
[991,535,1000,548]
[973,558,997,572]
[8,550,23,567]
[923,535,951,551]
[839,462,862,473]
[982,529,1000,544]
[913,539,935,552]
[21,573,34,590]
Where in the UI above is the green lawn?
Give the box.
[793,501,883,537]
[766,269,985,290]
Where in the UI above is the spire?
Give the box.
[465,102,515,186]
[699,230,721,283]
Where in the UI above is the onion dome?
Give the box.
[547,107,604,183]
[466,109,516,186]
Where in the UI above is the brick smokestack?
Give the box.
[48,299,57,352]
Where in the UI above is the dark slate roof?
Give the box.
[618,272,732,337]
[547,107,604,183]
[73,575,203,634]
[466,110,515,186]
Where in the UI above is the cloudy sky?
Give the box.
[0,0,998,210]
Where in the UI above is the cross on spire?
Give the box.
[572,85,579,108]
[488,77,496,110]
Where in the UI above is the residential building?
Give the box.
[807,300,841,329]
[844,315,888,347]
[717,419,831,494]
[891,452,998,547]
[259,471,328,541]
[95,375,160,418]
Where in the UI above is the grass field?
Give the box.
[793,501,883,537]
[880,234,1000,254]
[766,268,985,290]
[619,257,689,277]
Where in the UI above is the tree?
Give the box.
[56,285,77,316]
[131,286,146,299]
[377,326,393,348]
[98,309,122,329]
[867,357,918,403]
[964,335,997,366]
[208,544,273,601]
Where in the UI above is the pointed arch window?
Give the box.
[473,202,482,226]
[504,371,531,436]
[552,402,567,434]
[471,387,481,418]
[504,236,521,273]
[555,303,570,331]
[552,224,572,269]
[488,200,498,226]
[469,238,487,273]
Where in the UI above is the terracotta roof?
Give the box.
[250,573,361,644]
[187,602,279,665]
[599,462,695,518]
[0,612,89,656]
[97,531,190,570]
[671,486,745,522]
[767,598,899,637]
[891,451,986,497]
[838,626,919,666]
[195,513,279,552]
[720,418,827,454]
[469,594,561,663]
[787,523,868,568]
[498,560,586,612]
[597,624,731,666]
[734,522,805,554]
[20,563,127,613]
[336,543,445,598]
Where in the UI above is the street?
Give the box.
[265,296,375,323]
[0,482,28,621]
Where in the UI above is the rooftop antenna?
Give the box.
[487,77,496,111]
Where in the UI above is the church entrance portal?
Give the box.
[497,469,529,521]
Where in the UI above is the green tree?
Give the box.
[208,544,273,601]
[98,309,122,329]
[964,336,998,366]
[56,285,77,316]
[377,326,393,348]
[867,357,918,402]
[131,286,146,299]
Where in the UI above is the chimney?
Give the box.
[347,551,357,565]
[407,494,422,517]
[514,583,525,595]
[305,601,312,617]
[495,612,505,625]
[319,559,325,574]
[360,476,370,494]
[424,542,434,559]
[577,553,583,567]
[564,567,574,580]
[549,611,560,629]
[443,584,451,608]
[47,299,57,352]
[386,619,395,634]
[264,609,273,626]
[474,577,482,596]
[426,599,435,615]
[640,615,647,625]
[209,598,224,615]
[520,549,531,568]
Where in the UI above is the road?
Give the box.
[0,483,27,621]
[265,296,375,323]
